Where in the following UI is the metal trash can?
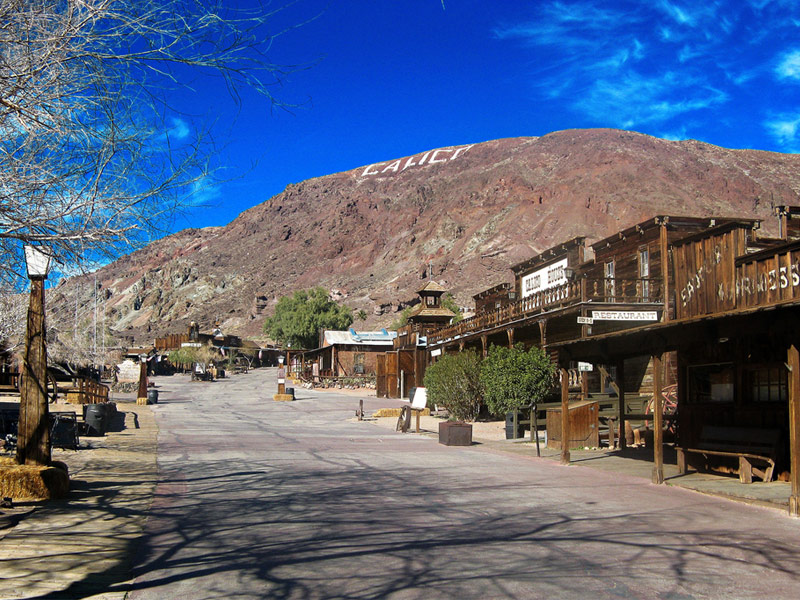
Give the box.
[84,403,108,436]
[505,411,526,440]
[147,388,159,404]
[286,387,295,399]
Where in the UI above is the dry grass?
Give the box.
[0,457,70,500]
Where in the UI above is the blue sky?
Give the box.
[172,0,800,231]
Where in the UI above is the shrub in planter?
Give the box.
[423,350,482,421]
[480,344,556,418]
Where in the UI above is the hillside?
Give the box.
[49,128,800,344]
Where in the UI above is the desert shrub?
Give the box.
[423,350,482,421]
[480,344,556,417]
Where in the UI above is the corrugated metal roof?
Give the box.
[323,329,397,346]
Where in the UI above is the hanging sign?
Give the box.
[577,316,594,324]
[591,310,658,321]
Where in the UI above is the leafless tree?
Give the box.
[0,0,312,289]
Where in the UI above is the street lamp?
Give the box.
[17,245,52,465]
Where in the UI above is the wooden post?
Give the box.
[788,344,800,516]
[136,357,148,405]
[652,353,665,484]
[16,277,50,466]
[481,335,488,358]
[659,218,671,323]
[507,327,515,348]
[617,359,626,450]
[560,367,570,465]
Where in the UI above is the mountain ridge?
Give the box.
[48,128,800,344]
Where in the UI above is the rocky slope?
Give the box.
[48,128,800,344]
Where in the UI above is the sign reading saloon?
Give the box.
[521,258,568,298]
[360,144,474,177]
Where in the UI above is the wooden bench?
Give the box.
[677,426,781,483]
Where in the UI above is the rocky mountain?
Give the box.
[48,128,800,344]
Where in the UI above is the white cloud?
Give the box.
[765,113,800,150]
[574,72,727,128]
[776,50,800,80]
[167,117,190,141]
[186,176,221,206]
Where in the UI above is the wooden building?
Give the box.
[378,282,457,399]
[551,207,800,515]
[300,329,397,382]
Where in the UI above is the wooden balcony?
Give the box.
[428,278,663,346]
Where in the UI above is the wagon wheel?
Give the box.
[48,372,59,403]
[644,383,678,433]
[395,405,411,433]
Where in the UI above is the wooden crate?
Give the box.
[546,400,600,449]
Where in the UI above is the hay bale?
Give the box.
[0,461,70,500]
[372,407,431,418]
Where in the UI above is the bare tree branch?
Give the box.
[0,0,315,290]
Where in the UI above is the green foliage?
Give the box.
[441,293,463,323]
[390,305,414,330]
[423,350,483,421]
[357,309,368,321]
[480,344,556,417]
[263,287,353,349]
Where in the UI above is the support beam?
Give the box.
[789,344,800,516]
[560,367,570,465]
[616,360,626,450]
[652,353,664,484]
[507,328,515,348]
[481,335,488,358]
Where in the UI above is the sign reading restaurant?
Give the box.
[591,310,659,321]
[521,258,568,298]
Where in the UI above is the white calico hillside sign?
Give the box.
[359,144,474,177]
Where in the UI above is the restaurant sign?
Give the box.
[591,310,659,321]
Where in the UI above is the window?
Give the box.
[353,353,365,374]
[744,365,787,403]
[687,363,734,403]
[604,260,616,301]
[639,246,650,301]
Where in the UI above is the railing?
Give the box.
[428,278,662,345]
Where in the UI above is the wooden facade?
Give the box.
[546,207,800,515]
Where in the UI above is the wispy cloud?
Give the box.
[776,49,800,80]
[765,113,800,151]
[166,117,190,141]
[185,176,222,206]
[493,0,800,140]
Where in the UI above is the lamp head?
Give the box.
[24,245,52,279]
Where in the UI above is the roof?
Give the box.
[407,304,456,321]
[510,236,586,275]
[417,280,447,295]
[322,329,397,347]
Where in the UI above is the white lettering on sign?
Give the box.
[521,258,568,298]
[679,244,723,307]
[591,310,658,321]
[360,144,474,177]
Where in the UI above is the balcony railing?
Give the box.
[428,278,662,345]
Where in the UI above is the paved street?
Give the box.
[125,368,800,600]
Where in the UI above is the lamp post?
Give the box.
[137,353,149,405]
[277,355,286,395]
[17,245,52,466]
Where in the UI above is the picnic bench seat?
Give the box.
[677,425,780,483]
